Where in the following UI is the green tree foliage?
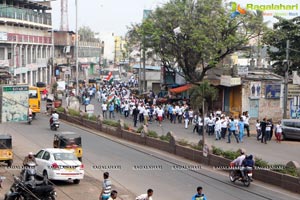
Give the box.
[189,82,218,111]
[263,16,300,76]
[78,26,99,42]
[127,0,265,85]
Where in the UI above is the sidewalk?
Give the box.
[55,97,300,165]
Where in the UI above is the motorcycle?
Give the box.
[4,175,56,200]
[229,163,253,187]
[21,162,37,182]
[50,119,60,131]
[28,114,33,125]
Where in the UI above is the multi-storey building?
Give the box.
[0,0,52,85]
[53,31,103,83]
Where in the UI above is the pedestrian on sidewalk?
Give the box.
[220,115,227,139]
[275,120,282,143]
[156,106,163,127]
[264,119,272,144]
[256,119,261,141]
[238,117,245,142]
[109,103,115,119]
[184,109,189,129]
[260,118,267,143]
[99,172,112,200]
[102,102,107,119]
[227,117,239,143]
[136,189,153,200]
[192,114,199,133]
[133,105,139,127]
[244,112,250,137]
[207,116,214,136]
[214,117,221,140]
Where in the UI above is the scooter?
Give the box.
[28,114,33,125]
[50,119,60,131]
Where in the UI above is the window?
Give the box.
[54,153,77,161]
[29,90,38,98]
[35,150,44,159]
[283,121,294,127]
[42,151,50,160]
[294,122,300,129]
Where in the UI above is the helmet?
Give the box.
[28,152,33,158]
[239,149,245,155]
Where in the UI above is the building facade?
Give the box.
[0,0,53,85]
[53,31,103,84]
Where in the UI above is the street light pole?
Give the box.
[283,40,290,119]
[75,0,79,97]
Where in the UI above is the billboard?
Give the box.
[0,86,29,123]
[250,81,261,99]
[225,0,300,26]
[265,84,281,99]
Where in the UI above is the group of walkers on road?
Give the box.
[74,78,283,146]
[98,171,207,200]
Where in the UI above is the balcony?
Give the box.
[0,5,51,27]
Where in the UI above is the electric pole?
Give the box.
[283,40,289,119]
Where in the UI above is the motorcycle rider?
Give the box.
[50,110,59,126]
[230,149,246,178]
[22,152,37,181]
[241,154,254,180]
[23,152,36,166]
[28,107,33,124]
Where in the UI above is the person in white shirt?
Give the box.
[256,119,261,141]
[231,149,246,166]
[139,105,145,123]
[244,112,250,137]
[124,103,129,118]
[156,107,163,127]
[275,120,282,143]
[136,189,153,200]
[102,102,107,119]
[220,116,228,139]
[214,117,221,140]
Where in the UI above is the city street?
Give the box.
[0,114,299,200]
[60,97,300,165]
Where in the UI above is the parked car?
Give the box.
[281,119,300,140]
[35,148,84,184]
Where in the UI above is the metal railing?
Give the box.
[0,5,51,26]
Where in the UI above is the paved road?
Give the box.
[58,97,300,165]
[0,114,299,200]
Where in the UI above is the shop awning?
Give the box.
[169,84,192,93]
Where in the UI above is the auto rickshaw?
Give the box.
[0,134,13,167]
[53,132,82,161]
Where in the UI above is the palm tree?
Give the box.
[189,81,218,113]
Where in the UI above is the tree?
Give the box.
[263,16,300,76]
[78,26,100,42]
[189,81,218,111]
[127,0,266,85]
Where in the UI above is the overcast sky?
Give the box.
[51,0,299,36]
[51,0,169,36]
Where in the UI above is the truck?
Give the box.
[0,85,29,123]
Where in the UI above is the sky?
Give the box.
[51,0,169,37]
[50,0,300,37]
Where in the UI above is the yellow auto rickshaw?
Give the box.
[0,134,13,167]
[53,132,82,161]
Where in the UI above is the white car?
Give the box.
[35,148,84,184]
